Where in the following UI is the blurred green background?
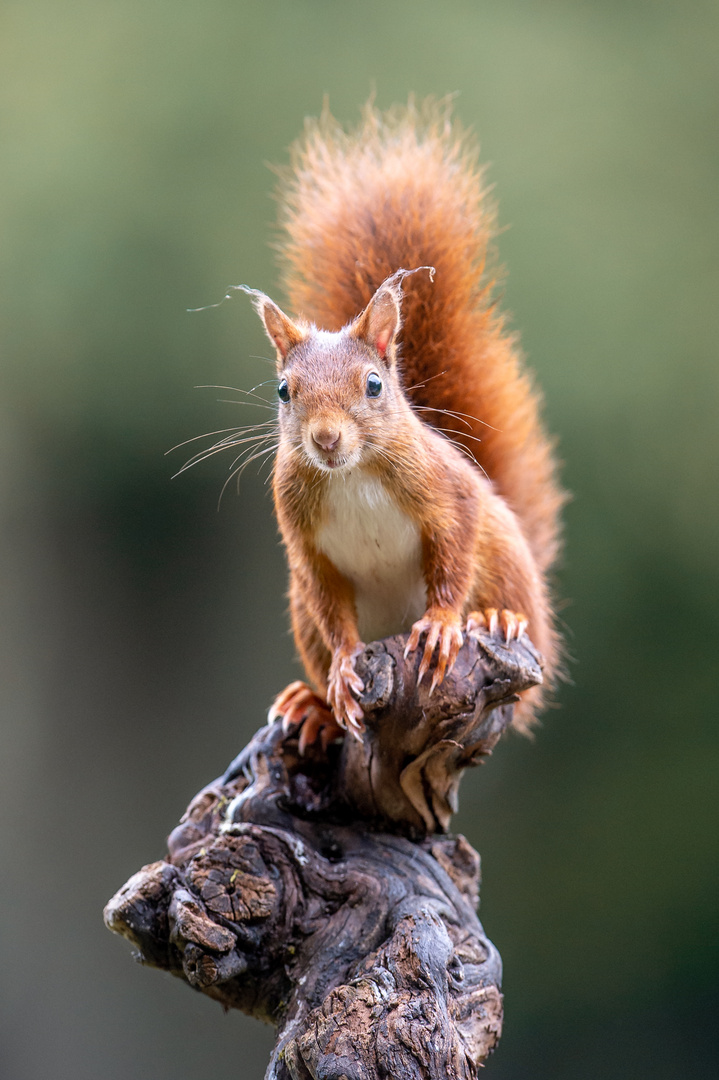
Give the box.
[1,1,717,1077]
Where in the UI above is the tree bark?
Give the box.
[104,629,541,1078]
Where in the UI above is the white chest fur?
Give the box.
[315,470,426,643]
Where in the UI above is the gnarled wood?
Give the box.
[104,630,541,1078]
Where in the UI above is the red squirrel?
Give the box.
[244,101,564,748]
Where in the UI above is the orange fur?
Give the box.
[277,99,565,575]
[253,99,564,735]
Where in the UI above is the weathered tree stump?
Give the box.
[104,629,542,1078]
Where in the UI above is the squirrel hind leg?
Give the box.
[268,681,344,754]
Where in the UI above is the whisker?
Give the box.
[196,382,274,400]
[220,446,277,489]
[253,447,279,489]
[249,355,278,367]
[195,384,277,411]
[179,427,276,465]
[369,445,402,475]
[218,444,279,508]
[225,435,277,473]
[435,431,488,479]
[414,404,499,431]
[173,429,278,479]
[188,431,276,467]
[431,425,486,447]
[167,426,252,456]
[246,379,279,393]
[166,419,277,456]
[231,442,278,478]
[404,369,449,393]
[414,406,471,430]
[215,398,276,411]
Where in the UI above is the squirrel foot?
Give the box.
[268,681,344,754]
[404,607,464,696]
[466,608,528,645]
[327,644,366,740]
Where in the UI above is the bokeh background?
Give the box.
[1,1,717,1077]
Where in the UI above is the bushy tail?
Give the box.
[276,98,564,574]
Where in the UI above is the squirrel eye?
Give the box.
[277,378,290,403]
[366,372,383,398]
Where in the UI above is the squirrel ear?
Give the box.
[239,286,306,362]
[352,280,402,360]
[351,267,435,361]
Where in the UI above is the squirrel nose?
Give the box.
[312,427,341,452]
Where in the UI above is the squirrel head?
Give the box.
[242,269,434,474]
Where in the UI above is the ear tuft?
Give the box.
[239,285,306,362]
[351,267,434,360]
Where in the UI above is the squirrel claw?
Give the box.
[268,681,311,727]
[466,608,528,646]
[298,709,344,755]
[327,643,366,735]
[268,681,343,753]
[405,609,464,693]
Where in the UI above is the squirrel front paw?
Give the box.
[466,608,528,644]
[268,681,344,754]
[404,607,464,695]
[327,643,366,739]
